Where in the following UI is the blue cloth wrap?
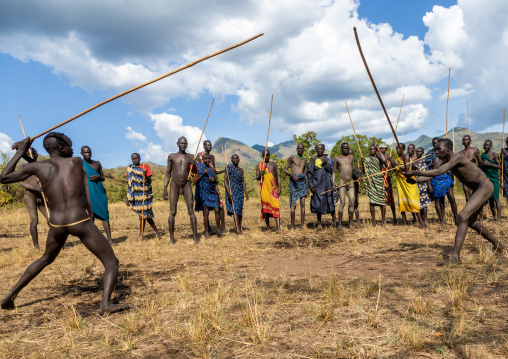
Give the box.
[83,160,109,221]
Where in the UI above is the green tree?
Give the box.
[293,131,321,160]
[0,152,24,207]
[330,134,388,163]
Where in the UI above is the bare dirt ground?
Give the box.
[0,196,507,358]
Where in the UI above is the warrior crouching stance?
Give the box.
[407,138,505,265]
[0,134,127,314]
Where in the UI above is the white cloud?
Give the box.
[439,83,474,100]
[267,141,274,147]
[138,142,166,163]
[1,0,507,143]
[0,133,15,156]
[423,0,508,125]
[150,113,206,154]
[125,126,147,142]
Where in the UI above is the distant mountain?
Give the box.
[211,137,262,168]
[251,140,297,158]
[404,127,504,153]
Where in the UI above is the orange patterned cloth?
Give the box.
[259,162,280,218]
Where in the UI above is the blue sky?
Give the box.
[1,0,507,168]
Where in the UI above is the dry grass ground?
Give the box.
[0,195,508,358]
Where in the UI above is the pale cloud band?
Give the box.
[1,0,506,144]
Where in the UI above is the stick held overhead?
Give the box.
[187,99,215,180]
[31,33,264,140]
[353,27,407,170]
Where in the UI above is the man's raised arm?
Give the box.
[0,138,35,184]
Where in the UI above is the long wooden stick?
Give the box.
[18,114,51,221]
[353,27,407,170]
[452,112,455,151]
[345,101,371,187]
[390,94,404,156]
[223,146,240,233]
[263,95,274,164]
[445,68,451,138]
[187,99,215,180]
[502,109,505,188]
[141,172,145,240]
[467,101,470,138]
[322,154,431,194]
[30,33,264,140]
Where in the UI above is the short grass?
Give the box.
[0,195,507,358]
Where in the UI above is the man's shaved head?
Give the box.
[43,132,69,154]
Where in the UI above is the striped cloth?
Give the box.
[415,159,431,209]
[126,164,153,219]
[364,155,385,206]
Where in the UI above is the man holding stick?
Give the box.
[163,137,199,244]
[307,144,336,229]
[126,153,162,240]
[0,134,127,314]
[363,144,386,226]
[480,140,501,221]
[349,149,363,226]
[224,154,248,234]
[194,154,222,238]
[378,144,397,224]
[17,148,50,249]
[332,143,355,229]
[407,138,505,265]
[426,137,458,225]
[196,140,225,231]
[283,144,308,231]
[256,149,281,232]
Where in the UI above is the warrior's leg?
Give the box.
[381,205,386,225]
[347,185,355,227]
[102,220,113,243]
[214,207,223,237]
[447,186,458,224]
[24,196,40,249]
[219,207,225,232]
[337,186,346,229]
[369,203,376,226]
[290,200,297,231]
[203,207,211,238]
[168,182,178,244]
[72,222,128,314]
[2,226,67,309]
[183,182,198,243]
[300,197,306,230]
[147,219,162,239]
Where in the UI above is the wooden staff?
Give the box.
[353,27,407,170]
[187,98,215,180]
[467,101,470,138]
[502,109,506,188]
[141,171,146,240]
[223,146,240,233]
[18,114,51,221]
[30,33,264,140]
[321,154,431,194]
[445,68,451,138]
[262,95,274,164]
[452,112,455,151]
[390,94,404,156]
[345,100,371,187]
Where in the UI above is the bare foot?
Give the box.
[437,256,462,266]
[204,232,211,239]
[275,229,282,234]
[317,223,323,230]
[169,240,176,245]
[216,231,223,238]
[493,242,506,253]
[1,295,15,310]
[156,232,163,240]
[99,303,130,316]
[290,228,295,233]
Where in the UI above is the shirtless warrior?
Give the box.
[283,144,308,231]
[18,148,50,249]
[407,138,505,265]
[163,137,198,244]
[458,135,481,201]
[333,143,355,229]
[0,134,127,314]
